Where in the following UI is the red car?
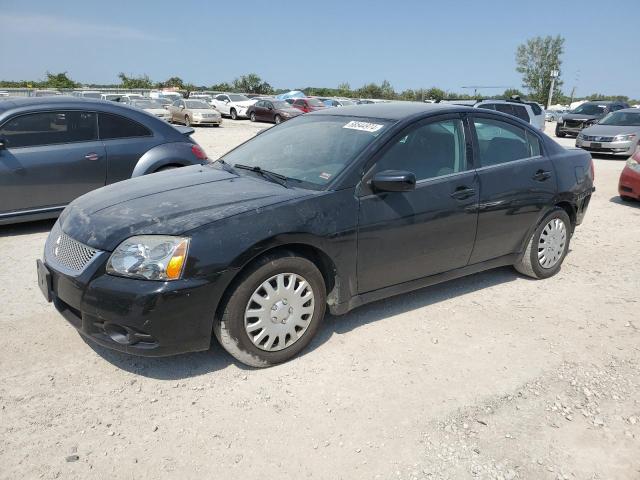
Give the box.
[619,147,640,201]
[290,97,327,113]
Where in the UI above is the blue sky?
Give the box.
[1,0,638,98]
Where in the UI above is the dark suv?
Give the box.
[555,101,630,137]
[0,97,209,225]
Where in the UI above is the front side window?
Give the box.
[99,113,152,140]
[474,117,537,167]
[374,118,466,181]
[222,115,391,188]
[0,111,97,148]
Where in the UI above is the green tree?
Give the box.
[380,80,396,99]
[231,73,273,94]
[44,71,78,89]
[337,82,351,97]
[515,35,565,106]
[118,73,153,89]
[502,88,524,99]
[160,76,185,89]
[211,82,233,92]
[424,87,446,101]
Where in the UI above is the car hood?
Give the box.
[59,164,312,251]
[581,124,640,136]
[562,113,602,121]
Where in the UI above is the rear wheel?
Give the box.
[274,115,282,124]
[230,108,238,120]
[250,112,256,122]
[555,125,565,138]
[514,208,571,279]
[214,253,326,367]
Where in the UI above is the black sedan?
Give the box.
[0,97,209,224]
[38,103,595,367]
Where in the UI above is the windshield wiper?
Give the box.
[234,164,289,188]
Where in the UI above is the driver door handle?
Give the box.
[450,186,475,200]
[85,153,100,161]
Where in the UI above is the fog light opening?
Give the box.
[103,323,137,345]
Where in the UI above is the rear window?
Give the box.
[527,102,542,115]
[0,111,97,148]
[98,113,152,140]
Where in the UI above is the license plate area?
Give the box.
[591,142,602,149]
[37,259,52,302]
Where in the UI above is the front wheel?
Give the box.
[555,125,565,138]
[274,115,282,124]
[514,208,571,279]
[230,108,238,120]
[214,253,326,367]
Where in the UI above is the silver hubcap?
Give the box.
[537,218,567,269]
[244,273,315,352]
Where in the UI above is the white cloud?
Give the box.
[0,13,171,42]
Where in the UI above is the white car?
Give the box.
[117,93,145,105]
[211,93,256,120]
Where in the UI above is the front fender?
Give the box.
[131,142,201,177]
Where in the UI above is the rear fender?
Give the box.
[131,142,201,177]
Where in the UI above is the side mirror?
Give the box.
[180,105,185,109]
[225,99,230,103]
[0,137,6,150]
[268,106,273,110]
[370,170,416,192]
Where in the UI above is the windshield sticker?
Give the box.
[343,121,384,133]
[319,172,332,180]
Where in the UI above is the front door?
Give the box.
[357,115,479,293]
[0,110,106,214]
[468,114,557,263]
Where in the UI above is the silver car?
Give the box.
[168,99,222,127]
[575,108,640,156]
[130,99,171,122]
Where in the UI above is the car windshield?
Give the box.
[273,101,290,109]
[133,100,162,109]
[598,111,640,126]
[571,103,606,115]
[229,94,250,102]
[185,100,210,109]
[307,98,325,107]
[222,115,391,188]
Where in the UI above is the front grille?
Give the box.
[564,120,584,128]
[45,223,100,274]
[583,135,614,142]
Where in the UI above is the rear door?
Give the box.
[468,114,557,263]
[0,110,106,214]
[98,112,158,184]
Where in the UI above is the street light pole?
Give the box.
[547,69,559,109]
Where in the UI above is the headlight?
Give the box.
[576,133,584,140]
[614,134,636,142]
[627,158,640,172]
[106,236,190,281]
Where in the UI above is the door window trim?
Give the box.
[0,109,100,149]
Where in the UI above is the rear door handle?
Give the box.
[450,186,475,200]
[85,153,99,161]
[532,170,551,181]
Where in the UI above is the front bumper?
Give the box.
[40,244,235,356]
[576,138,636,156]
[619,166,640,199]
[191,116,222,125]
[557,121,596,135]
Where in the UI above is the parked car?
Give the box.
[545,109,567,122]
[72,91,102,100]
[117,94,145,105]
[619,147,640,201]
[291,97,328,113]
[211,94,256,120]
[154,98,173,109]
[130,99,171,122]
[0,97,209,224]
[473,100,543,130]
[33,90,61,97]
[37,103,594,367]
[188,94,215,107]
[167,99,222,127]
[322,98,357,107]
[575,109,640,156]
[555,101,630,137]
[247,99,303,124]
[101,93,124,102]
[149,91,183,103]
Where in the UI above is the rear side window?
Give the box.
[473,117,538,167]
[478,103,496,111]
[0,111,97,148]
[528,103,542,115]
[99,113,152,140]
[494,104,514,116]
[512,105,530,122]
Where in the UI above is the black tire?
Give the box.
[514,207,571,279]
[230,108,238,120]
[274,115,282,124]
[213,252,326,368]
[250,112,256,122]
[185,115,191,127]
[555,125,565,138]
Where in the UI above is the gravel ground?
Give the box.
[1,120,639,480]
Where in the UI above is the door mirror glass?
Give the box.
[370,170,416,192]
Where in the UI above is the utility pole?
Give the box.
[547,70,559,109]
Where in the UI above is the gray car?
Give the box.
[575,108,640,156]
[0,97,210,224]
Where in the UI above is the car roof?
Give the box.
[310,102,468,120]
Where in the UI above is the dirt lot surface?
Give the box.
[1,120,639,480]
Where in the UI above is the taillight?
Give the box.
[590,158,595,181]
[191,144,208,160]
